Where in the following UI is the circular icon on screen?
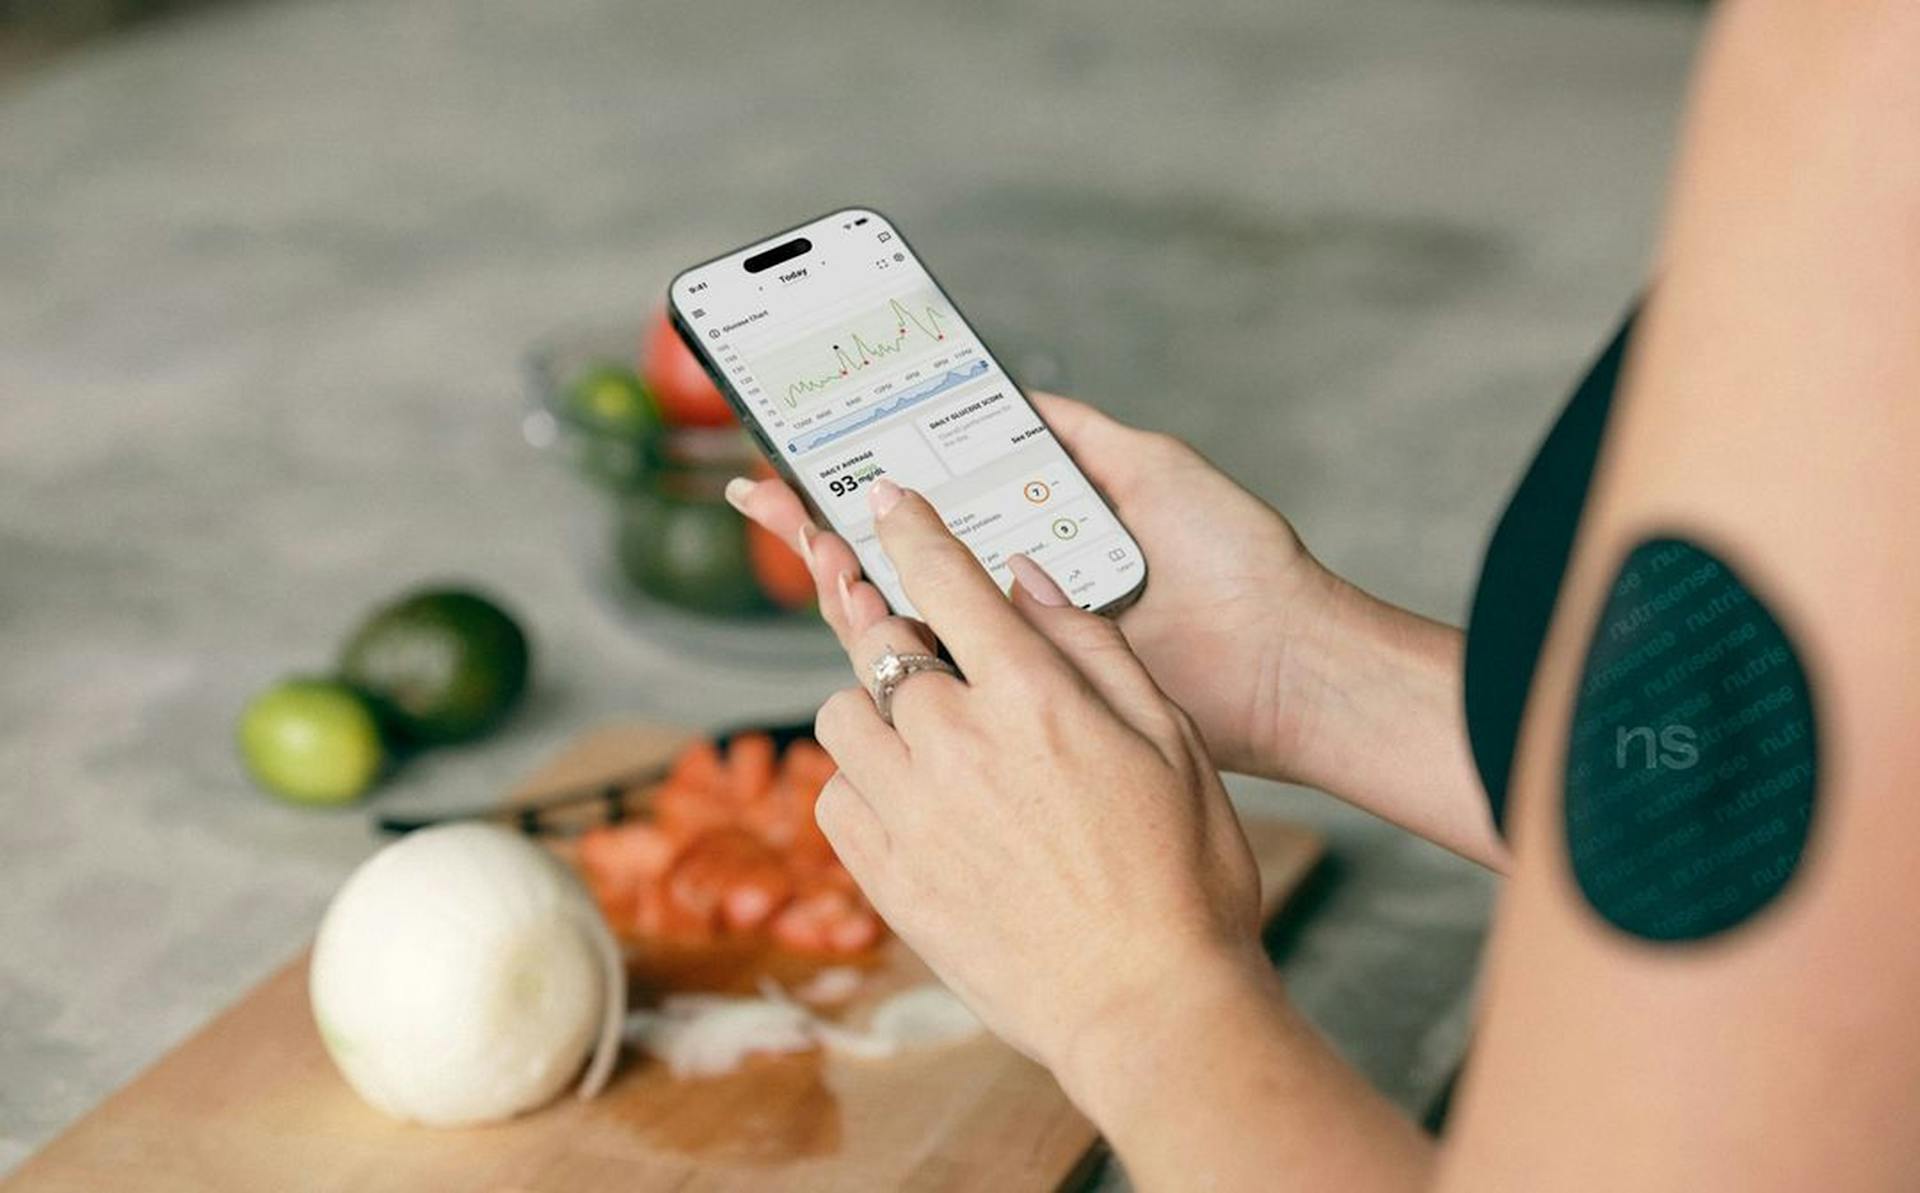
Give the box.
[1051,518,1078,541]
[1023,481,1051,504]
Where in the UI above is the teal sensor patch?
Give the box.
[1565,538,1817,942]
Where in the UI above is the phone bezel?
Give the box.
[666,206,1148,618]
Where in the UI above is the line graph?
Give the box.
[746,287,955,409]
[786,359,991,454]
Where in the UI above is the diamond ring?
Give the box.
[869,648,962,727]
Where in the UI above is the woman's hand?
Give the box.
[725,393,1503,866]
[725,393,1337,780]
[804,477,1265,1076]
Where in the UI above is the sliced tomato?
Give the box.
[578,735,885,956]
[577,822,679,925]
[632,879,714,943]
[666,739,725,792]
[825,908,883,955]
[720,863,793,933]
[724,732,778,805]
[665,828,783,933]
[771,880,879,956]
[579,822,679,888]
[780,740,837,794]
[739,780,799,850]
[768,896,830,954]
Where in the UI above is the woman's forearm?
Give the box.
[1256,574,1507,870]
[1059,948,1435,1192]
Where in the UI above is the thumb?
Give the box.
[1030,392,1147,499]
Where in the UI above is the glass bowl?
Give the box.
[523,326,840,668]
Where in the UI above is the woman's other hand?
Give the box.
[807,477,1265,1081]
[725,394,1502,866]
[724,393,1334,779]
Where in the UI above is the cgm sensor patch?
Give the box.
[1565,537,1817,943]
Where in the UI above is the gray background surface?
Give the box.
[0,0,1702,1180]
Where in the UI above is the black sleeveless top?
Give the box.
[1458,309,1822,945]
[1462,313,1634,832]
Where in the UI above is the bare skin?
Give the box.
[725,1,1920,1186]
[730,396,1505,870]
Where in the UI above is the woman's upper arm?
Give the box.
[1438,3,1920,1189]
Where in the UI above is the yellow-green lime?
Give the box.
[566,364,660,437]
[239,679,385,805]
[565,365,663,490]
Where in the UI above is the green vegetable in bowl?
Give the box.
[615,488,767,616]
[564,364,664,489]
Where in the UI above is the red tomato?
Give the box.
[747,520,816,611]
[640,308,735,427]
[578,823,679,926]
[654,780,735,838]
[772,883,879,956]
[826,909,883,954]
[666,739,725,792]
[666,828,787,933]
[720,866,792,933]
[632,880,714,943]
[724,733,778,805]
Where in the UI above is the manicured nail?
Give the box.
[723,477,756,514]
[835,570,857,626]
[1007,553,1069,607]
[796,522,818,567]
[868,477,904,518]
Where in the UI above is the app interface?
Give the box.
[672,210,1143,616]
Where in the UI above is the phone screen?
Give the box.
[669,208,1146,617]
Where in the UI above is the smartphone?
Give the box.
[668,207,1147,618]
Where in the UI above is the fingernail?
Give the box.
[796,522,818,567]
[835,570,857,626]
[868,477,904,518]
[1007,553,1069,607]
[723,477,756,514]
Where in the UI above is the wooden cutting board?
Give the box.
[4,723,1323,1193]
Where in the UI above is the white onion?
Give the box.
[309,823,624,1126]
[791,965,864,1007]
[628,994,819,1079]
[816,985,983,1061]
[627,979,982,1077]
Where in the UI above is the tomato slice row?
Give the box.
[577,734,883,956]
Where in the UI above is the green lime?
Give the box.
[615,489,766,615]
[565,365,662,490]
[238,678,385,805]
[339,589,531,744]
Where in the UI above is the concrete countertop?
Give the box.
[0,0,1700,1180]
